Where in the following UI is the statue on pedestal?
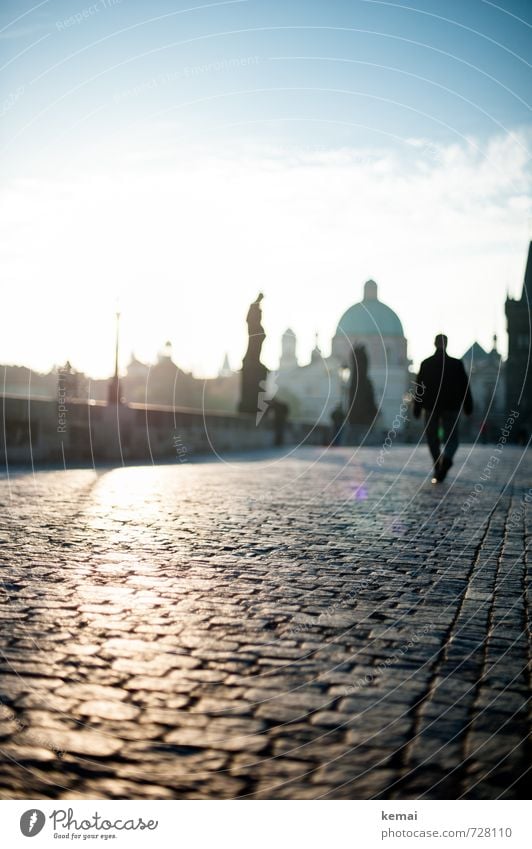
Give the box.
[239,293,268,415]
[348,345,378,426]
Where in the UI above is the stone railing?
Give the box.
[0,395,330,466]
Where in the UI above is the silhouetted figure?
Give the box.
[239,293,268,415]
[268,399,289,446]
[331,403,344,445]
[245,293,266,362]
[348,346,378,425]
[414,334,473,483]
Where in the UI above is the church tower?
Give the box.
[279,328,298,371]
[505,241,532,434]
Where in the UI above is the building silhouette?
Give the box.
[279,328,298,371]
[274,279,411,429]
[4,246,532,442]
[505,241,532,437]
[462,337,504,441]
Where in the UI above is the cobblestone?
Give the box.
[0,445,530,799]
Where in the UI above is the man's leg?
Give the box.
[424,410,441,465]
[441,410,460,462]
[437,410,460,480]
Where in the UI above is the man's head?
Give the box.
[434,334,448,351]
[256,292,264,303]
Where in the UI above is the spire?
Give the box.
[521,241,532,304]
[311,332,322,363]
[219,352,232,377]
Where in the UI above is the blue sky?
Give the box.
[1,0,531,377]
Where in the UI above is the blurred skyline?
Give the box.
[1,0,531,378]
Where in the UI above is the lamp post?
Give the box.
[107,310,123,404]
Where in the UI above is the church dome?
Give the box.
[336,280,404,338]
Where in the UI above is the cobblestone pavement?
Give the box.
[0,445,530,800]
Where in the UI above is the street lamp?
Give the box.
[107,310,124,404]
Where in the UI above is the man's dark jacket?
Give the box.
[414,350,473,417]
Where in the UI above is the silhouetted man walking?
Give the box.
[413,334,473,483]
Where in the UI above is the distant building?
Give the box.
[279,328,298,371]
[0,365,57,398]
[505,241,532,438]
[273,333,335,421]
[462,337,504,441]
[126,352,150,382]
[121,346,238,411]
[274,279,411,429]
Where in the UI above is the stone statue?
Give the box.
[244,293,265,363]
[348,345,378,426]
[239,293,268,415]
